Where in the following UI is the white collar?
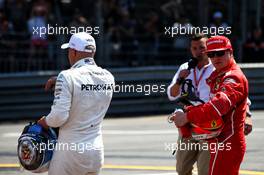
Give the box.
[71,57,96,68]
[195,60,212,71]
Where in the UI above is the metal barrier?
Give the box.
[0,65,263,120]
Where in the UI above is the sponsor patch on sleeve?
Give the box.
[223,78,237,84]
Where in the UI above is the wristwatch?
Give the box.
[176,77,185,85]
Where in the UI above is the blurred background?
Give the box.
[0,1,264,174]
[0,0,264,71]
[0,0,263,118]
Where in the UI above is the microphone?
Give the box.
[187,57,198,70]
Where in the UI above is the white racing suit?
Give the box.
[45,57,115,175]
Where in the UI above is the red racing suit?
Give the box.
[185,60,248,175]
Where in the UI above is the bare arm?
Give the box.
[45,76,57,91]
[169,69,190,97]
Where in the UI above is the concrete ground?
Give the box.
[0,111,263,175]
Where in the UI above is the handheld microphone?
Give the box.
[187,57,198,70]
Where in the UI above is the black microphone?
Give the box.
[187,57,198,70]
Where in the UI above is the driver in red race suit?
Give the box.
[171,35,249,175]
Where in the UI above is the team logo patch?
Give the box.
[211,120,218,129]
[214,84,219,90]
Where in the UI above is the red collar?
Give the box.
[209,60,237,80]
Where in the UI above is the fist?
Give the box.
[178,69,190,79]
[244,116,253,136]
[170,111,188,127]
[37,116,49,129]
[45,76,57,91]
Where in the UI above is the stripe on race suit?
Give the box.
[209,101,222,116]
[220,92,232,107]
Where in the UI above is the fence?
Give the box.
[0,64,263,121]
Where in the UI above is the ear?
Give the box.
[229,50,233,57]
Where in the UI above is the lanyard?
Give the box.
[193,67,208,88]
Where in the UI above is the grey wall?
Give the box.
[0,65,263,121]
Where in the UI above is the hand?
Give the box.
[244,116,253,136]
[178,69,190,79]
[45,76,57,91]
[170,111,188,127]
[37,116,49,129]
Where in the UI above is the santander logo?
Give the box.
[207,39,224,46]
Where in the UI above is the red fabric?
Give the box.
[31,39,48,47]
[179,124,192,138]
[186,60,248,175]
[208,137,246,175]
[205,36,233,52]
